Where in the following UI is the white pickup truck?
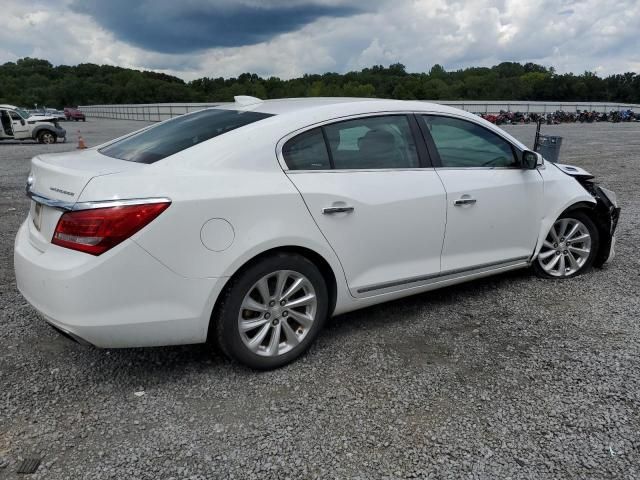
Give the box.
[0,104,66,144]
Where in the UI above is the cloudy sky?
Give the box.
[1,0,638,80]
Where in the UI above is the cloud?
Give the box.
[0,0,638,81]
[72,0,364,53]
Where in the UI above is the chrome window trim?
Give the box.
[434,166,523,171]
[276,109,526,172]
[26,187,171,211]
[285,167,436,174]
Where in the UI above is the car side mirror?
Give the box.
[20,119,25,126]
[522,150,542,169]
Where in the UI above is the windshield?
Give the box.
[16,108,30,119]
[99,109,273,164]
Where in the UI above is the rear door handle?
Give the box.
[454,198,477,206]
[322,206,355,215]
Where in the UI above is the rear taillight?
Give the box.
[52,202,170,255]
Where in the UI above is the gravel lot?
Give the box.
[1,119,639,479]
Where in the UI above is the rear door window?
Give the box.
[324,115,419,169]
[100,109,273,164]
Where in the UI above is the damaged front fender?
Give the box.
[566,178,621,267]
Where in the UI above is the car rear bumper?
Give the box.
[14,220,221,348]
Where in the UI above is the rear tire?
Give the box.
[210,253,329,370]
[533,211,599,279]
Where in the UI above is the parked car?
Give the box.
[64,107,86,121]
[45,108,67,121]
[28,108,64,121]
[0,104,66,143]
[15,97,620,369]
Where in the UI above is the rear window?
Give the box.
[282,128,331,170]
[99,109,273,164]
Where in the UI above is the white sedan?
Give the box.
[14,97,620,369]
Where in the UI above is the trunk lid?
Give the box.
[27,149,143,252]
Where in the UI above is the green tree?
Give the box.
[0,58,637,107]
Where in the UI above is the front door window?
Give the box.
[421,115,517,168]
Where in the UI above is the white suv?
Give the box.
[0,105,66,143]
[14,97,620,369]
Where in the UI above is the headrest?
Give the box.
[357,129,395,156]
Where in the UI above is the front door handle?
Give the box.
[454,197,477,206]
[322,206,355,215]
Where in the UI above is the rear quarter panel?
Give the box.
[78,132,350,312]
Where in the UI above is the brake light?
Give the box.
[52,202,170,255]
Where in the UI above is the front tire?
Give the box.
[37,131,56,144]
[211,253,329,370]
[533,211,599,279]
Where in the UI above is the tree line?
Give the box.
[1,57,638,108]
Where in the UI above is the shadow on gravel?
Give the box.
[326,267,534,335]
[36,268,535,380]
[31,332,232,384]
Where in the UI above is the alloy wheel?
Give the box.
[238,270,317,357]
[41,132,55,144]
[537,218,592,277]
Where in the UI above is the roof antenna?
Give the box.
[234,96,263,106]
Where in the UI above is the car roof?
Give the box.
[0,104,18,110]
[213,97,528,151]
[216,97,462,116]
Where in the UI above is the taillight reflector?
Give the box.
[52,202,170,255]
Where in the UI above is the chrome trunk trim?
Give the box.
[27,186,171,211]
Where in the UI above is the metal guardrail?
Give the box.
[77,103,224,121]
[79,100,640,121]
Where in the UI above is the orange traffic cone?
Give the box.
[77,131,87,149]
